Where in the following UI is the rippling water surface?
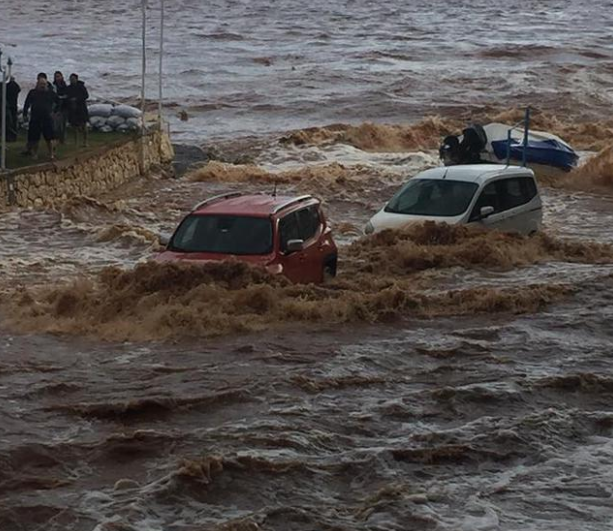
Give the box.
[4,0,613,140]
[2,1,613,530]
[2,142,613,530]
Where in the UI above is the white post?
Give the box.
[158,0,164,129]
[1,65,7,172]
[140,0,147,172]
[0,47,5,172]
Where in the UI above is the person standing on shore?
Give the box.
[6,76,21,142]
[22,77,58,160]
[37,72,55,92]
[53,71,68,144]
[65,73,89,147]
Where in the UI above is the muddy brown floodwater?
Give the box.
[2,125,613,531]
[4,0,613,526]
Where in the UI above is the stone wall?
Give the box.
[0,129,174,208]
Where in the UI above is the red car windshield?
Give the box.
[170,214,273,255]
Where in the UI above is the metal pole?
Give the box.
[0,46,5,172]
[522,107,530,167]
[1,65,7,172]
[506,129,512,166]
[140,0,147,172]
[158,0,164,129]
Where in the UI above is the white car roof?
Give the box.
[414,164,534,186]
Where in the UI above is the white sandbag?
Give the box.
[88,103,113,118]
[106,115,127,129]
[126,117,141,130]
[89,116,106,129]
[111,104,142,119]
[100,125,114,133]
[116,124,131,133]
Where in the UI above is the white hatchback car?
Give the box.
[365,164,543,235]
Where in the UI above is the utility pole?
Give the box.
[140,0,147,173]
[158,0,164,129]
[1,50,12,172]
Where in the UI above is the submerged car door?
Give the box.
[469,181,504,230]
[469,176,540,233]
[278,211,308,283]
[295,205,324,283]
[495,177,541,233]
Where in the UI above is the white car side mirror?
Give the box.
[480,206,495,219]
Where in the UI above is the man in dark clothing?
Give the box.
[23,77,58,160]
[66,73,89,147]
[5,76,21,142]
[53,71,68,144]
[37,72,55,93]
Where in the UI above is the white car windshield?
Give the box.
[170,214,273,255]
[385,179,478,217]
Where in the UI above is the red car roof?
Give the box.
[192,194,317,217]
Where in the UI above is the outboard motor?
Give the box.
[439,135,461,166]
[458,124,487,164]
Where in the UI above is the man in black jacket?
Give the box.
[5,76,20,142]
[53,71,68,144]
[23,77,58,160]
[37,72,55,92]
[65,73,89,147]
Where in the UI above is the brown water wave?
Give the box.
[2,108,613,529]
[277,110,613,153]
[558,146,613,192]
[3,287,613,530]
[6,223,612,341]
[94,224,159,246]
[279,116,460,152]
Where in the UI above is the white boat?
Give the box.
[440,121,579,180]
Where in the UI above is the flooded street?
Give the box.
[1,140,613,289]
[3,0,613,529]
[2,138,613,529]
[2,280,613,530]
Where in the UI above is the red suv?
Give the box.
[156,193,338,284]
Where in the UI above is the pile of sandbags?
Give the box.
[88,104,142,133]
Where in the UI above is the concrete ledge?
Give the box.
[0,130,174,208]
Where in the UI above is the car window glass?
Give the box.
[520,177,537,202]
[386,179,478,217]
[171,215,273,255]
[279,212,301,251]
[470,182,500,221]
[501,177,539,211]
[500,178,525,210]
[470,177,539,221]
[296,206,321,242]
[180,216,198,244]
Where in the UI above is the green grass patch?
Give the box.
[5,130,135,171]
